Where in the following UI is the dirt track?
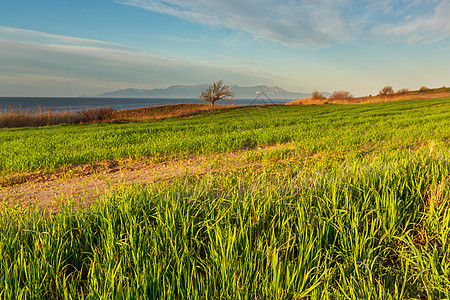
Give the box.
[0,144,294,211]
[0,156,221,211]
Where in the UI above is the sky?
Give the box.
[1,0,450,97]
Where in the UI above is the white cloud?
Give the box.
[0,27,280,96]
[0,26,128,49]
[117,0,450,46]
[117,0,354,46]
[375,0,450,43]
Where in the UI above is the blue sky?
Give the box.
[1,0,449,97]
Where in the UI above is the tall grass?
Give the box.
[0,151,449,298]
[0,106,116,128]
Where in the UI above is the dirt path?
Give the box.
[0,144,295,211]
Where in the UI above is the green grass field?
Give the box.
[1,98,449,175]
[1,98,449,299]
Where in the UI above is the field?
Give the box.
[1,98,450,298]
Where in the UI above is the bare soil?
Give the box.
[0,144,295,212]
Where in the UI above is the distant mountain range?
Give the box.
[95,84,329,99]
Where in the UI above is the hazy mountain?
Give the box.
[95,84,325,99]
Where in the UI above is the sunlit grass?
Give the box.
[1,151,449,298]
[1,97,449,298]
[1,98,449,175]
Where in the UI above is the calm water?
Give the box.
[0,97,288,112]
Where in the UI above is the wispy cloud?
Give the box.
[117,0,351,46]
[376,0,450,43]
[157,35,203,43]
[0,26,128,49]
[117,0,450,46]
[0,26,279,96]
[219,55,259,66]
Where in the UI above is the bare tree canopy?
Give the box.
[379,86,394,97]
[311,89,326,100]
[329,90,353,100]
[199,80,234,107]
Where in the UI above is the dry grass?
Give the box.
[349,91,450,104]
[285,97,330,105]
[287,88,450,106]
[111,103,242,121]
[414,86,449,94]
[1,103,268,128]
[0,106,116,129]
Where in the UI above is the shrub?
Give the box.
[419,86,429,92]
[329,90,353,100]
[77,106,117,122]
[396,88,409,96]
[311,90,326,100]
[379,86,395,97]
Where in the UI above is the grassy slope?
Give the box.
[1,98,450,299]
[1,98,449,175]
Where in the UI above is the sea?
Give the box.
[0,97,289,112]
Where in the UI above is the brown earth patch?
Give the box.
[0,143,296,212]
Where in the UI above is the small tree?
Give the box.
[200,80,234,108]
[379,86,394,97]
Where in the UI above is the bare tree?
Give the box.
[200,80,234,108]
[311,89,326,100]
[329,90,353,100]
[379,86,394,97]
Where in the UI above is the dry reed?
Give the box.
[0,105,117,129]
